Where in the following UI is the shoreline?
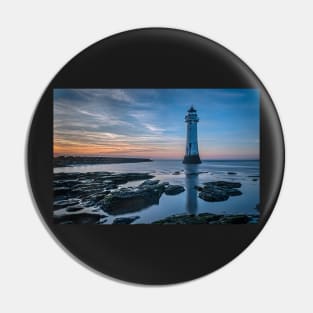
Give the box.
[54,158,260,170]
[53,156,153,168]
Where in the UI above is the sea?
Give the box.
[54,160,260,224]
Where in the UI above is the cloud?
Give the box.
[109,89,134,103]
[142,123,165,133]
[54,89,259,159]
[61,89,135,104]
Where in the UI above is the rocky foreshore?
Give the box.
[102,180,185,215]
[54,156,152,167]
[53,170,252,224]
[153,213,258,224]
[53,171,186,223]
[53,171,155,223]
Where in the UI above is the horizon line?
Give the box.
[53,155,259,161]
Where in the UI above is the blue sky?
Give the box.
[54,89,259,159]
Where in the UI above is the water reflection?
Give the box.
[184,164,199,214]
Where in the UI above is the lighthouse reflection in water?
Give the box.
[184,164,199,215]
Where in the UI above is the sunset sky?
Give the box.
[54,89,259,160]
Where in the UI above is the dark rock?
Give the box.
[112,216,140,224]
[153,213,256,224]
[53,171,156,212]
[199,190,229,202]
[252,178,258,181]
[87,192,107,203]
[54,179,79,188]
[102,183,166,215]
[54,187,71,196]
[91,208,102,213]
[106,173,154,185]
[198,181,243,202]
[153,214,203,224]
[139,179,160,186]
[227,172,237,175]
[103,183,118,190]
[196,213,224,222]
[66,206,84,212]
[172,171,181,175]
[220,215,250,224]
[204,181,242,188]
[54,212,103,224]
[164,185,185,195]
[227,189,242,196]
[53,199,80,210]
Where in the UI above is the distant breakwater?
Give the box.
[54,156,153,168]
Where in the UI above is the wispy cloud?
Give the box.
[53,89,259,159]
[142,123,165,133]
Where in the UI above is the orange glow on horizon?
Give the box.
[53,144,258,160]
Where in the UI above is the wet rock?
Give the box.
[112,216,140,224]
[199,190,229,202]
[53,171,156,212]
[102,183,166,215]
[106,173,154,185]
[103,183,118,190]
[219,215,250,224]
[153,213,257,224]
[198,213,224,222]
[66,206,84,212]
[87,192,108,203]
[172,171,181,175]
[54,187,71,196]
[53,199,80,210]
[226,189,242,196]
[164,185,185,195]
[91,208,102,213]
[55,172,154,190]
[227,172,237,175]
[140,179,160,186]
[54,212,104,224]
[54,204,108,223]
[153,213,205,224]
[54,179,79,189]
[205,181,242,188]
[252,178,258,181]
[198,181,243,202]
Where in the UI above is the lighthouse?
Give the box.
[183,106,201,164]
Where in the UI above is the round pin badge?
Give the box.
[27,28,284,284]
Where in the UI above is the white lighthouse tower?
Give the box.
[183,106,201,164]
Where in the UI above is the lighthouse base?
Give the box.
[183,154,201,164]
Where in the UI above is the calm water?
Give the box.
[54,160,260,224]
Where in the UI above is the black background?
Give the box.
[27,28,284,284]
